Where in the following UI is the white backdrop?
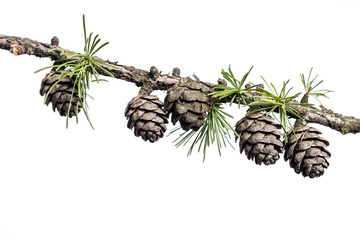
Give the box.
[1,1,360,239]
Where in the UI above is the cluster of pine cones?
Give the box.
[124,77,212,142]
[39,68,330,178]
[235,112,330,178]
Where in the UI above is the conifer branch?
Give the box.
[1,34,359,134]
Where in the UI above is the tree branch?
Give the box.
[0,34,182,90]
[1,34,359,134]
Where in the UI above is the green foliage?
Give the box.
[35,15,121,128]
[249,77,312,143]
[170,101,237,161]
[300,67,333,104]
[209,65,255,108]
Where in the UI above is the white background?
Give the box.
[1,0,360,239]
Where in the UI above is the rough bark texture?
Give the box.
[1,34,360,135]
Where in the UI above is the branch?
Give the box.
[294,104,360,134]
[1,34,359,134]
[0,34,179,90]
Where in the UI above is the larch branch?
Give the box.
[1,34,359,134]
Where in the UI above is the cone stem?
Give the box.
[139,83,153,96]
[300,93,309,104]
[294,118,305,128]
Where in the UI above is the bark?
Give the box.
[1,34,359,134]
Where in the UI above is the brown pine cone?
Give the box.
[235,112,284,165]
[164,79,213,131]
[39,69,80,117]
[125,94,168,142]
[284,125,331,178]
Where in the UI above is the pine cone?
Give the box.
[284,125,330,178]
[235,112,284,165]
[125,94,168,142]
[39,69,80,117]
[164,79,213,131]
